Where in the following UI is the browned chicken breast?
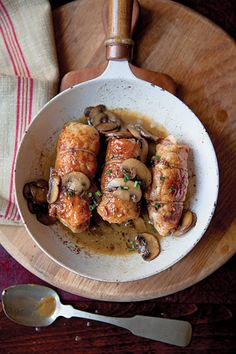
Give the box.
[145,136,189,236]
[48,122,100,233]
[97,138,145,224]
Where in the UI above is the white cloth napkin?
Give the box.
[0,0,59,225]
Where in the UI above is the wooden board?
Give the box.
[0,0,236,301]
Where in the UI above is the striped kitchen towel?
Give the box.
[0,0,59,225]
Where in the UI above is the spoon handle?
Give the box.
[60,304,192,347]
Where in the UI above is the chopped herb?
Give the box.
[89,204,97,211]
[105,169,111,175]
[123,186,129,190]
[128,240,134,246]
[168,187,175,193]
[155,155,161,161]
[128,248,136,253]
[134,180,141,188]
[119,185,124,190]
[123,174,130,182]
[95,190,101,197]
[66,191,73,197]
[88,192,93,198]
[154,203,161,209]
[160,176,165,181]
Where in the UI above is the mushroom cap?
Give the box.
[127,125,148,162]
[85,105,121,134]
[135,233,160,261]
[121,158,152,188]
[61,171,91,194]
[174,210,197,236]
[47,170,60,204]
[106,178,142,202]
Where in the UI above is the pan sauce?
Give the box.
[51,109,167,257]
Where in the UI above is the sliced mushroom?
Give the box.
[85,105,121,134]
[121,158,152,188]
[23,180,48,205]
[174,210,197,236]
[106,130,133,139]
[113,189,130,201]
[36,212,57,226]
[132,124,160,143]
[127,125,148,162]
[23,183,32,200]
[47,169,61,204]
[135,233,160,261]
[30,184,48,204]
[107,178,142,202]
[61,171,91,195]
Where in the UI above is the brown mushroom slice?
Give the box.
[135,233,160,261]
[106,130,133,139]
[61,171,91,194]
[113,189,130,201]
[133,124,160,143]
[96,122,119,134]
[85,105,121,133]
[47,171,60,204]
[127,125,148,162]
[30,183,48,204]
[174,210,197,236]
[35,179,48,189]
[106,178,142,202]
[23,183,32,200]
[36,212,57,225]
[121,158,152,188]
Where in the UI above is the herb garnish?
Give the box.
[123,186,129,190]
[66,191,73,197]
[123,174,130,182]
[154,203,161,209]
[155,155,161,161]
[95,190,101,197]
[160,176,165,181]
[89,204,97,211]
[105,169,111,175]
[88,192,93,198]
[168,187,176,193]
[134,180,141,188]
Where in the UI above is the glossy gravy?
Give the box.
[51,110,167,257]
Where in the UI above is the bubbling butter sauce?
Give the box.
[48,109,167,257]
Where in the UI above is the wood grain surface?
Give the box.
[0,0,236,303]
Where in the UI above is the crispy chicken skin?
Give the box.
[49,122,100,233]
[145,137,189,236]
[55,122,99,178]
[97,138,142,224]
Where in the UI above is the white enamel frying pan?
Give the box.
[15,0,219,282]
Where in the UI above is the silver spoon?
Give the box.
[2,284,192,347]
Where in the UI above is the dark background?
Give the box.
[1,1,236,353]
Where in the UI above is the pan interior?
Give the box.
[15,76,219,282]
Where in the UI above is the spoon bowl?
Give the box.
[2,284,60,327]
[2,284,192,347]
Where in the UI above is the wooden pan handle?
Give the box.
[105,0,134,60]
[103,0,139,39]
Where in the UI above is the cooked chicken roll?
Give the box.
[97,137,150,224]
[145,136,189,236]
[48,122,100,233]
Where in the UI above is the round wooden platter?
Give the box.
[1,0,236,301]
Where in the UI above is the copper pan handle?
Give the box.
[105,0,135,61]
